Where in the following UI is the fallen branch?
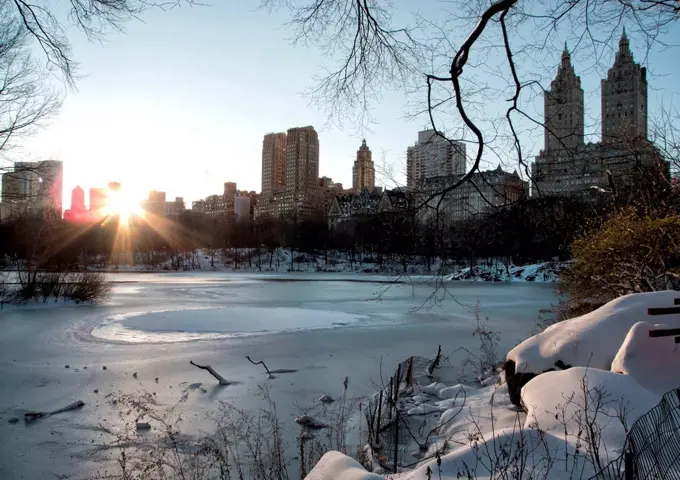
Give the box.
[246,356,272,376]
[189,361,230,385]
[245,356,297,377]
[25,400,85,422]
[426,345,442,377]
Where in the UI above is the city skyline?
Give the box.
[6,3,678,208]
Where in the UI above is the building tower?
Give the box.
[601,29,648,143]
[352,139,375,192]
[89,188,106,213]
[261,133,287,198]
[71,186,85,214]
[406,130,466,187]
[285,126,319,192]
[544,44,585,152]
[1,170,24,203]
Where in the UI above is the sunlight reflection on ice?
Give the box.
[91,306,373,343]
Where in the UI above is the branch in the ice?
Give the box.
[246,356,297,377]
[24,400,85,422]
[426,345,442,377]
[189,361,230,385]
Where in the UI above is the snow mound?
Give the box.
[420,382,447,395]
[305,451,384,480]
[611,321,680,394]
[403,427,595,480]
[507,291,680,374]
[522,367,660,460]
[437,384,472,400]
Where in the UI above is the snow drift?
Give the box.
[507,291,680,375]
[611,321,680,394]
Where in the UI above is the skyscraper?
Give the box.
[261,132,287,198]
[544,45,584,152]
[144,190,167,216]
[35,160,63,213]
[406,130,466,187]
[224,182,237,198]
[71,186,85,214]
[285,126,319,192]
[1,160,63,212]
[1,170,24,203]
[89,188,106,213]
[352,139,375,192]
[601,29,648,143]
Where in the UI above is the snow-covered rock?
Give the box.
[521,367,660,460]
[305,451,384,480]
[508,291,680,375]
[505,291,680,405]
[296,415,328,429]
[611,321,680,394]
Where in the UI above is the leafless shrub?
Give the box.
[63,271,111,303]
[91,381,360,480]
[457,301,501,383]
[7,270,110,304]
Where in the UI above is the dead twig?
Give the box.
[189,361,230,385]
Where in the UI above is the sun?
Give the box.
[103,189,144,225]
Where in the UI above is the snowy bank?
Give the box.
[305,291,680,480]
[445,261,562,283]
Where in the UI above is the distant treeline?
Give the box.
[0,195,612,272]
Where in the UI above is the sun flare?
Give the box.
[102,189,144,225]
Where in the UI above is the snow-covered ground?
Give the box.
[307,291,680,480]
[0,272,556,479]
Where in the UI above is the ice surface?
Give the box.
[611,321,680,394]
[0,272,556,479]
[92,306,370,343]
[507,291,680,374]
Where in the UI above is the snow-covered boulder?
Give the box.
[523,368,660,454]
[504,291,680,406]
[611,321,680,394]
[304,451,384,480]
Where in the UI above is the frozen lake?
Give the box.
[0,272,557,479]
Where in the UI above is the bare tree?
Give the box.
[7,0,197,86]
[0,0,60,160]
[262,0,678,198]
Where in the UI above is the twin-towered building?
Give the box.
[256,126,322,218]
[532,31,665,196]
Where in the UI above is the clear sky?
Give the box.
[14,1,680,209]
